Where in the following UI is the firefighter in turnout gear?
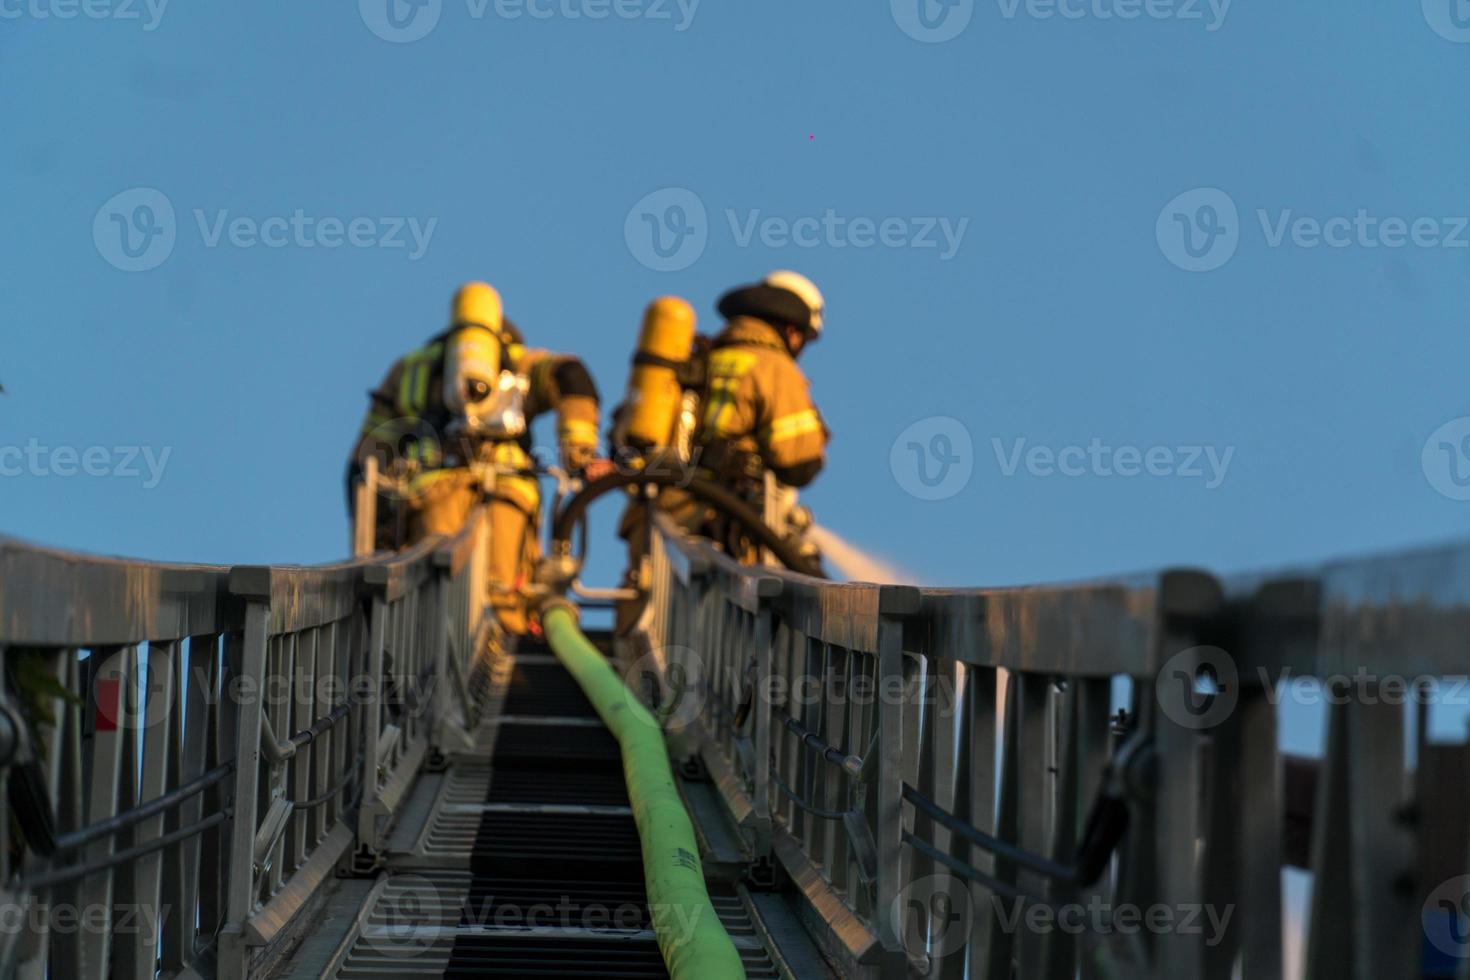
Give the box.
[697,270,828,493]
[348,281,605,634]
[613,272,829,630]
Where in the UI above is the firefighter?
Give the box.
[613,271,829,628]
[696,269,828,495]
[348,281,608,634]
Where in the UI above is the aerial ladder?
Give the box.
[0,453,1467,979]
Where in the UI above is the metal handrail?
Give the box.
[640,516,1470,980]
[5,505,1468,980]
[769,762,855,822]
[51,762,237,853]
[21,811,234,892]
[0,508,492,980]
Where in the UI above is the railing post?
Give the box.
[666,552,711,766]
[430,545,474,758]
[467,510,488,642]
[77,645,130,980]
[219,570,272,980]
[352,456,378,558]
[1148,571,1226,980]
[357,587,388,854]
[874,586,920,979]
[751,594,774,857]
[432,548,452,752]
[1222,579,1317,980]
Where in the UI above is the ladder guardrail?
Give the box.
[3,513,1467,980]
[0,539,242,980]
[640,517,1470,980]
[0,514,492,980]
[1219,542,1470,980]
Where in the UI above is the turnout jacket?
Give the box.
[347,323,600,505]
[697,317,827,488]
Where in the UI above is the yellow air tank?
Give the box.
[624,296,696,450]
[450,281,503,333]
[444,323,503,429]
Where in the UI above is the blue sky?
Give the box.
[3,0,1468,595]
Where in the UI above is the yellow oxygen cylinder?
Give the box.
[443,325,503,431]
[625,296,696,450]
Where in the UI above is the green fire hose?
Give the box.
[540,601,747,980]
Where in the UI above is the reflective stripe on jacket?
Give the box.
[697,317,827,484]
